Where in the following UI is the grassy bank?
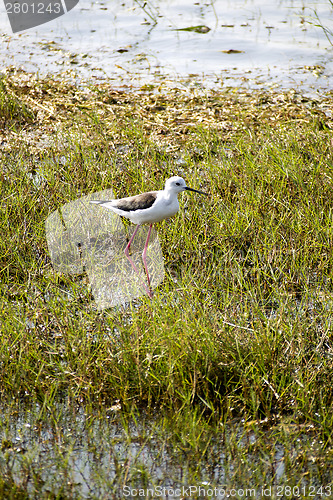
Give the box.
[0,68,332,496]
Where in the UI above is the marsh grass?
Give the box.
[0,397,331,498]
[0,69,332,496]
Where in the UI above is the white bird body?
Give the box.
[89,176,206,225]
[89,176,207,298]
[94,188,179,225]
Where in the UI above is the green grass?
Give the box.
[0,76,35,127]
[0,70,332,497]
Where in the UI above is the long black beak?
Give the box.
[185,186,208,196]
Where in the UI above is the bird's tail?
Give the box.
[89,200,113,205]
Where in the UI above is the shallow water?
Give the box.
[1,0,333,92]
[0,399,328,498]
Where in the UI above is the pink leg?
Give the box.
[124,224,141,275]
[142,224,153,288]
[124,224,153,299]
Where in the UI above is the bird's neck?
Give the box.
[163,189,177,201]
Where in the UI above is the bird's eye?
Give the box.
[175,182,180,186]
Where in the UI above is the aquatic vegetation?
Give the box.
[0,70,332,497]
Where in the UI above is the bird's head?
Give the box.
[165,176,207,195]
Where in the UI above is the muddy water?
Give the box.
[0,0,332,92]
[1,399,322,499]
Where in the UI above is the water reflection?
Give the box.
[0,0,332,91]
[0,399,328,498]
